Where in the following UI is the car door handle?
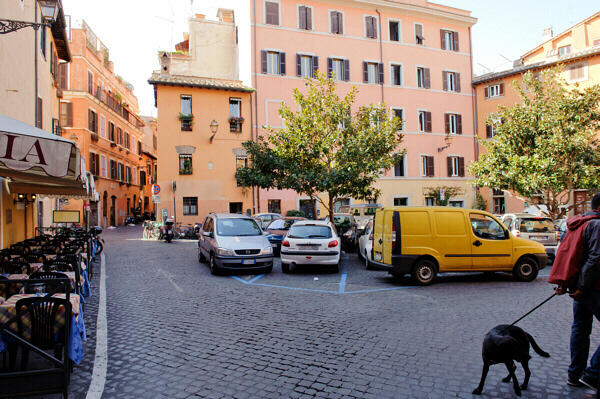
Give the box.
[473,240,482,247]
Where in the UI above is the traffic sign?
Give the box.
[440,188,445,201]
[152,184,160,195]
[152,195,161,203]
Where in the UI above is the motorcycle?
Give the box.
[164,219,175,243]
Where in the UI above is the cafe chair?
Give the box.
[40,244,60,255]
[0,248,23,262]
[9,244,31,255]
[42,260,73,273]
[25,253,47,264]
[13,296,70,371]
[0,262,28,275]
[25,272,69,294]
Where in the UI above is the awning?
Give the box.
[37,171,99,201]
[0,114,88,197]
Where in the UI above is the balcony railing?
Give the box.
[89,83,145,129]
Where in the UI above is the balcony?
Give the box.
[179,113,194,132]
[91,132,99,142]
[88,83,146,129]
[229,117,244,133]
[179,168,193,175]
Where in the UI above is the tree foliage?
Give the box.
[469,67,600,219]
[236,72,404,220]
[423,186,464,206]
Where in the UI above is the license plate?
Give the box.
[533,236,549,241]
[299,245,319,250]
[271,243,278,247]
[242,259,256,265]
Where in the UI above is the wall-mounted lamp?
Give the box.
[14,193,36,205]
[209,120,219,143]
[437,134,454,152]
[0,0,59,34]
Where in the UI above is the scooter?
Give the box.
[164,219,175,243]
[90,226,104,257]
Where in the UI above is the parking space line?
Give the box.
[244,282,337,293]
[248,274,265,283]
[86,253,107,399]
[338,262,348,293]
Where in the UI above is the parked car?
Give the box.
[252,213,283,229]
[357,219,375,270]
[500,213,559,262]
[324,213,358,252]
[556,218,568,241]
[198,213,274,275]
[280,220,341,273]
[340,204,381,236]
[370,207,548,285]
[264,216,307,255]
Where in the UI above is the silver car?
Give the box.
[501,213,559,262]
[357,219,375,270]
[198,213,274,275]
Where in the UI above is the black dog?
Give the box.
[472,324,550,396]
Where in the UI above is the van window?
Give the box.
[402,211,430,235]
[434,211,466,236]
[470,213,506,240]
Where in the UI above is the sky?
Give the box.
[60,0,599,117]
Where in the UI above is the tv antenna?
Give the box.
[156,3,175,51]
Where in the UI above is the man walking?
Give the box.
[554,193,600,390]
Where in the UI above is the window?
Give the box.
[484,83,504,98]
[567,62,588,83]
[179,154,193,175]
[389,21,400,42]
[558,45,572,56]
[393,197,408,206]
[470,213,506,239]
[118,163,124,181]
[363,62,383,84]
[183,197,198,215]
[486,116,501,139]
[60,102,73,127]
[394,155,405,177]
[418,111,432,133]
[261,50,286,75]
[140,170,146,185]
[441,30,459,51]
[391,64,402,85]
[117,127,123,145]
[492,189,505,214]
[447,156,465,177]
[420,155,434,177]
[425,197,435,206]
[415,23,424,45]
[449,201,464,208]
[443,71,460,92]
[330,11,343,34]
[298,6,312,30]
[125,166,131,183]
[100,155,107,178]
[108,122,115,142]
[87,71,94,95]
[230,98,242,132]
[236,156,247,186]
[445,113,462,135]
[594,39,600,46]
[110,160,117,179]
[268,199,281,214]
[392,108,404,130]
[328,58,349,81]
[89,152,99,175]
[40,25,46,59]
[417,67,430,88]
[88,109,98,133]
[36,98,42,129]
[132,167,137,185]
[180,95,192,131]
[296,54,318,78]
[124,132,130,150]
[100,115,106,138]
[265,1,279,25]
[365,16,377,39]
[59,63,68,90]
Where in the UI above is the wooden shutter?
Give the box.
[444,113,450,134]
[378,63,384,84]
[296,54,302,77]
[66,103,73,127]
[327,57,333,77]
[261,51,267,74]
[499,82,504,96]
[95,112,99,133]
[442,71,448,91]
[427,156,434,177]
[447,157,453,177]
[459,157,465,177]
[338,12,343,35]
[415,24,423,43]
[425,111,432,132]
[88,109,93,131]
[313,56,318,76]
[453,31,459,52]
[279,52,286,75]
[299,6,306,30]
[440,30,446,50]
[372,17,377,39]
[331,11,338,34]
[455,73,461,93]
[306,7,312,30]
[457,114,462,134]
[36,98,42,129]
[424,68,431,89]
[363,62,368,83]
[484,86,489,98]
[266,2,279,25]
[59,63,68,89]
[365,17,371,38]
[486,124,492,139]
[343,59,350,81]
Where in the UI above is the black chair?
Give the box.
[9,244,31,255]
[13,296,70,370]
[42,260,73,273]
[40,244,60,255]
[25,272,69,294]
[25,253,47,264]
[0,262,29,275]
[0,248,23,262]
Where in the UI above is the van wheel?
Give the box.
[412,259,437,286]
[209,254,220,275]
[512,257,538,282]
[198,248,207,263]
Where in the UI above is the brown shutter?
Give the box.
[66,103,73,127]
[499,82,504,96]
[378,63,384,84]
[484,86,489,98]
[338,12,343,35]
[279,52,286,75]
[447,157,453,177]
[366,17,372,38]
[424,68,431,89]
[486,124,492,139]
[363,62,368,83]
[296,54,302,77]
[299,6,306,29]
[456,73,461,93]
[306,7,312,30]
[36,98,42,129]
[331,11,338,34]
[445,113,450,134]
[88,109,93,131]
[95,113,99,133]
[440,30,446,49]
[313,56,318,76]
[372,17,377,39]
[427,156,434,177]
[459,157,465,177]
[425,111,432,133]
[453,31,459,52]
[59,63,68,89]
[415,24,423,42]
[457,114,462,134]
[442,71,448,91]
[343,59,350,81]
[327,57,333,77]
[261,50,267,74]
[50,42,55,77]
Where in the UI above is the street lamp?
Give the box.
[437,134,454,152]
[209,120,219,143]
[0,0,59,34]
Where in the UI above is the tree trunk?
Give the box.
[328,195,335,221]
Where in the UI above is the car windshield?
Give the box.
[518,218,556,233]
[266,219,297,230]
[216,219,262,236]
[333,216,352,228]
[288,225,333,239]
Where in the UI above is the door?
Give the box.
[229,202,243,213]
[469,212,513,270]
[199,217,214,256]
[372,210,386,263]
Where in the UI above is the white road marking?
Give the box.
[158,268,184,292]
[86,253,107,399]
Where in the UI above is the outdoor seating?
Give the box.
[25,273,69,294]
[42,260,73,273]
[9,244,30,256]
[0,262,29,275]
[25,254,47,264]
[0,249,23,262]
[40,244,60,255]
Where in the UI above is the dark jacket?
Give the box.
[575,211,600,292]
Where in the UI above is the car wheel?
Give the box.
[331,263,339,273]
[512,257,539,282]
[365,253,374,270]
[281,263,290,273]
[198,248,207,263]
[209,254,220,275]
[411,259,437,286]
[264,265,273,274]
[358,249,364,261]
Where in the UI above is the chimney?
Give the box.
[194,14,205,19]
[543,27,553,41]
[160,52,170,76]
[217,9,235,23]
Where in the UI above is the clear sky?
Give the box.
[60,0,599,117]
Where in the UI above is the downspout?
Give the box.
[376,9,384,103]
[249,91,255,214]
[252,0,261,213]
[469,26,481,205]
[35,5,39,125]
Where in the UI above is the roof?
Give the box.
[148,73,254,93]
[211,213,253,219]
[50,1,71,62]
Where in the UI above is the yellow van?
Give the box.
[371,206,548,285]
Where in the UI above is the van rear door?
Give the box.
[372,209,387,264]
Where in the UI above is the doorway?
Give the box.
[229,202,243,214]
[299,199,316,219]
[110,195,116,226]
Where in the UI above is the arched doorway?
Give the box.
[103,191,108,228]
[110,195,116,226]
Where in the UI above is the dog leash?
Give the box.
[499,292,557,334]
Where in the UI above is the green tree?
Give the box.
[236,72,404,220]
[469,67,600,220]
[423,186,464,206]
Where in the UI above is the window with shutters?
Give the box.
[418,110,432,133]
[298,5,312,30]
[365,16,377,39]
[485,83,504,98]
[394,155,406,177]
[108,122,115,142]
[389,21,400,42]
[391,64,402,86]
[441,30,458,51]
[486,116,501,139]
[109,160,115,179]
[566,62,588,83]
[100,155,107,178]
[420,155,434,177]
[417,67,430,88]
[445,113,462,135]
[87,71,94,95]
[415,23,424,45]
[117,127,123,145]
[443,71,460,92]
[89,152,100,175]
[297,54,317,78]
[558,45,571,56]
[60,102,73,127]
[264,1,279,25]
[183,197,198,215]
[391,108,404,131]
[100,116,106,138]
[124,132,130,150]
[328,58,349,81]
[59,63,68,90]
[236,156,248,186]
[262,50,286,75]
[36,98,42,129]
[330,11,343,35]
[447,156,465,177]
[40,25,46,59]
[88,109,98,133]
[364,62,383,84]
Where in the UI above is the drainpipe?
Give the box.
[376,9,384,103]
[469,26,480,203]
[252,0,260,213]
[249,91,255,214]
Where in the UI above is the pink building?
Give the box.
[251,0,477,216]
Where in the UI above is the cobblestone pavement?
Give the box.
[36,226,600,398]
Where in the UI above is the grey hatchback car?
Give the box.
[198,213,274,275]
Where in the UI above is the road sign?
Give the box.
[152,184,160,195]
[152,195,161,203]
[440,189,445,201]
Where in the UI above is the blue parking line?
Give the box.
[245,282,336,294]
[248,274,265,283]
[338,273,347,293]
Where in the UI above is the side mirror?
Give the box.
[203,231,213,238]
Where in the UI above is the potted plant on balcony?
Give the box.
[181,158,193,174]
[91,132,99,142]
[229,116,244,133]
[228,116,244,124]
[179,112,194,124]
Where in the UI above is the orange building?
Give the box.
[139,115,157,217]
[149,10,254,225]
[59,21,147,227]
[473,12,600,216]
